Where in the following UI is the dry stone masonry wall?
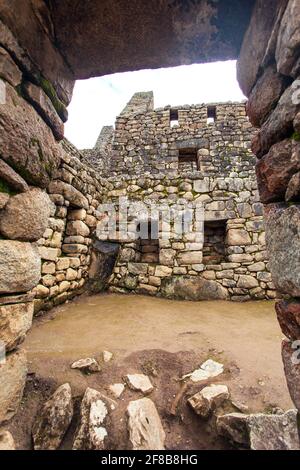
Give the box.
[236,0,300,413]
[84,93,275,301]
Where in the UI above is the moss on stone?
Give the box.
[39,76,67,121]
[292,132,300,142]
[0,178,16,195]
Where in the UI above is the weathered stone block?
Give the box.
[161,276,228,301]
[0,46,21,87]
[276,0,300,77]
[22,82,64,141]
[265,204,300,296]
[255,139,299,203]
[237,275,259,289]
[246,65,288,127]
[66,220,90,237]
[48,181,88,209]
[282,339,300,411]
[0,83,61,187]
[276,300,300,340]
[0,241,41,294]
[0,159,28,192]
[159,249,175,266]
[0,302,33,351]
[178,251,203,265]
[226,229,251,246]
[0,188,53,241]
[38,246,59,262]
[0,349,27,423]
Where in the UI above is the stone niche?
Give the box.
[203,220,227,265]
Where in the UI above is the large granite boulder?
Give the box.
[0,188,53,241]
[275,0,300,77]
[255,139,299,203]
[282,339,300,411]
[0,83,61,187]
[32,383,73,450]
[265,204,300,296]
[160,276,228,301]
[0,241,41,294]
[276,300,300,340]
[0,158,28,192]
[0,349,27,423]
[0,302,34,351]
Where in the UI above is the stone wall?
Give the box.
[104,173,274,301]
[236,0,300,411]
[33,139,111,313]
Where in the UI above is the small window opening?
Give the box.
[207,106,217,124]
[170,108,179,127]
[203,220,226,264]
[137,221,159,264]
[178,148,198,172]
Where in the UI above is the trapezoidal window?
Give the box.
[207,105,217,124]
[170,108,179,127]
[178,148,199,172]
[137,220,159,264]
[203,220,226,264]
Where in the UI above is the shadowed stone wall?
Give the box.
[236,0,300,412]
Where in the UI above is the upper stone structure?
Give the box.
[83,91,255,178]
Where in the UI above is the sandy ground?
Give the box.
[6,293,293,450]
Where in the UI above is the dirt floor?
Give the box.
[6,293,293,450]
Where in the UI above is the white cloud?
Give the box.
[65,60,246,149]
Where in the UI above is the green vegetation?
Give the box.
[292,132,300,142]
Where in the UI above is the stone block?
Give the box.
[0,241,41,294]
[0,349,27,423]
[0,302,33,351]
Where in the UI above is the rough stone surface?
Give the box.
[0,188,52,241]
[109,383,125,399]
[161,276,228,301]
[0,193,9,209]
[0,302,33,351]
[88,241,119,293]
[0,46,21,87]
[275,0,300,76]
[126,374,154,394]
[248,409,300,450]
[0,430,15,450]
[246,65,287,127]
[0,159,29,192]
[282,339,300,411]
[188,384,229,418]
[0,349,27,423]
[0,83,61,187]
[0,241,41,294]
[237,0,283,96]
[217,412,249,447]
[183,359,224,382]
[276,300,300,340]
[127,398,165,450]
[226,229,251,246]
[48,181,88,209]
[265,204,300,296]
[23,81,65,140]
[255,139,299,203]
[71,358,101,374]
[286,171,300,201]
[32,383,73,450]
[73,387,108,450]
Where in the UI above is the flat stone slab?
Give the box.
[73,387,108,450]
[71,357,101,374]
[125,374,154,394]
[188,384,229,418]
[127,398,165,450]
[182,359,224,382]
[109,383,125,399]
[32,383,73,450]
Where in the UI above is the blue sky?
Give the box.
[65,60,246,149]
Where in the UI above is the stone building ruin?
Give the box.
[0,0,299,448]
[81,92,275,301]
